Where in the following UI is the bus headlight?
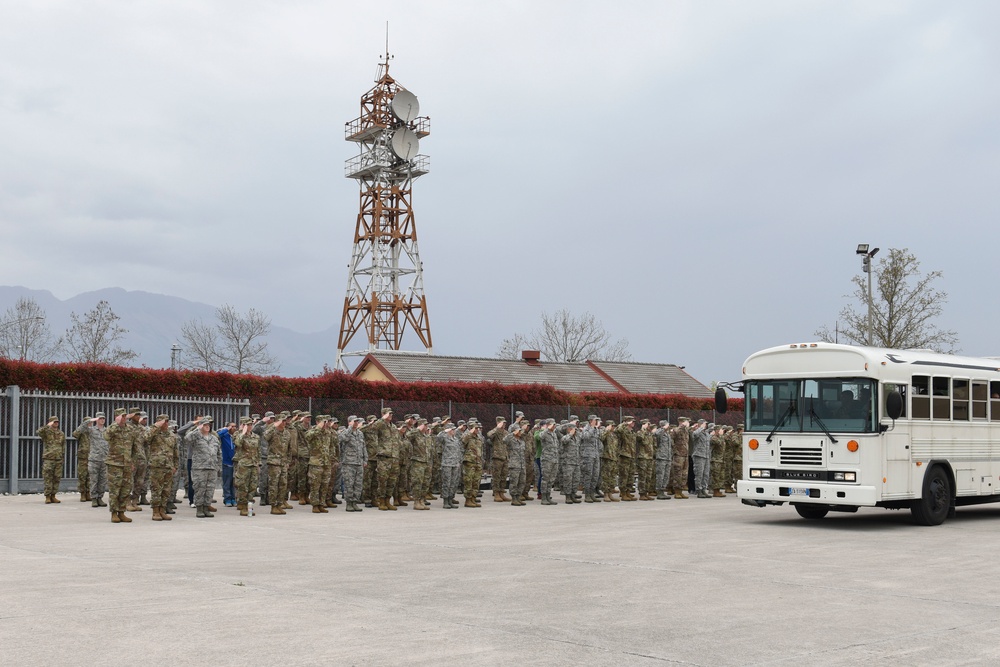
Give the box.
[749,469,772,478]
[832,472,857,482]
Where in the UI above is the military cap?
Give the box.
[114,408,127,417]
[300,413,312,419]
[411,413,420,420]
[697,418,707,424]
[128,406,140,414]
[587,415,600,421]
[736,423,744,430]
[640,418,650,424]
[47,415,59,423]
[94,412,106,419]
[546,418,556,425]
[515,411,525,418]
[431,417,441,423]
[566,423,577,430]
[382,407,393,415]
[366,415,377,422]
[511,423,523,432]
[347,415,357,422]
[605,419,616,426]
[496,416,506,423]
[330,416,339,423]
[251,414,260,420]
[457,419,466,426]
[155,414,170,422]
[279,411,290,418]
[139,411,149,418]
[263,411,275,418]
[199,417,214,425]
[708,423,716,429]
[623,415,635,422]
[416,418,428,425]
[444,423,456,431]
[291,410,301,416]
[659,420,669,427]
[168,420,178,428]
[239,416,252,424]
[442,415,451,422]
[569,415,579,422]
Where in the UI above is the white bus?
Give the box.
[716,342,1000,525]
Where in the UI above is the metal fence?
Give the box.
[1,385,738,495]
[0,386,251,494]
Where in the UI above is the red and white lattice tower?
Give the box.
[336,52,432,370]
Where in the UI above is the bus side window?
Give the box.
[912,375,930,419]
[991,381,1000,421]
[932,377,951,419]
[953,379,970,421]
[972,381,988,420]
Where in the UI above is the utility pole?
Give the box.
[856,244,880,346]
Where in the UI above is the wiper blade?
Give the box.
[808,401,838,444]
[766,401,795,443]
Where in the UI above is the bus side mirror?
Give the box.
[886,391,903,420]
[715,388,728,414]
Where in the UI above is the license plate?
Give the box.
[787,487,810,497]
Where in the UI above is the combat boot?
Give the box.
[674,490,689,499]
[493,491,502,502]
[377,497,388,511]
[97,497,107,507]
[401,492,414,502]
[298,496,309,505]
[524,491,535,500]
[92,499,100,507]
[425,493,437,500]
[656,492,668,500]
[584,494,594,503]
[79,492,88,502]
[126,502,141,512]
[161,506,173,520]
[44,494,52,504]
[118,511,132,523]
[165,502,176,514]
[50,494,61,504]
[330,495,341,506]
[204,505,215,517]
[392,496,407,507]
[603,493,613,502]
[111,511,121,523]
[290,493,299,501]
[152,507,163,521]
[364,499,374,508]
[726,486,737,494]
[386,497,398,510]
[464,497,477,508]
[713,489,726,498]
[312,505,323,513]
[207,504,218,512]
[697,490,711,498]
[239,503,248,517]
[501,490,512,501]
[270,505,285,515]
[139,493,149,506]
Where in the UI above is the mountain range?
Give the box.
[0,286,340,377]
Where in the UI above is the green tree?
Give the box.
[816,247,958,352]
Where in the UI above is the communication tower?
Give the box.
[336,52,432,370]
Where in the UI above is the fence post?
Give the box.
[9,385,20,495]
[448,400,452,418]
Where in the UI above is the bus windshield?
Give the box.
[745,378,877,434]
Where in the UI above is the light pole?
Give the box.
[170,343,181,370]
[856,244,880,346]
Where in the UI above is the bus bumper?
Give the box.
[737,480,878,507]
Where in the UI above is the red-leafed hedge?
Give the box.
[0,359,743,411]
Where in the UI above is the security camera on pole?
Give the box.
[856,244,880,346]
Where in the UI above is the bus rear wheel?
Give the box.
[794,504,829,520]
[911,466,951,526]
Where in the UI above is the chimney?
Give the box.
[521,350,542,366]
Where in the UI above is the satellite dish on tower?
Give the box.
[391,89,420,123]
[390,127,419,160]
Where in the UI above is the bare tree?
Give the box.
[181,304,279,374]
[815,247,959,352]
[63,300,138,365]
[496,309,632,362]
[0,297,60,361]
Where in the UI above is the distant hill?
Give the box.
[0,286,339,377]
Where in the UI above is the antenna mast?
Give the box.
[336,50,433,370]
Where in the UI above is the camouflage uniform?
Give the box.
[439,429,462,505]
[461,429,484,504]
[234,428,260,511]
[264,424,290,511]
[653,424,673,496]
[305,422,330,511]
[84,421,109,503]
[559,430,581,503]
[361,419,379,505]
[287,420,301,499]
[616,421,637,499]
[578,423,601,500]
[372,417,400,505]
[670,421,691,496]
[407,426,433,508]
[635,425,655,499]
[128,418,149,508]
[326,425,341,504]
[505,431,526,504]
[252,419,270,503]
[105,416,135,517]
[487,423,509,500]
[72,420,91,500]
[523,422,536,496]
[144,424,178,516]
[339,423,367,506]
[395,425,412,501]
[599,424,619,499]
[710,429,726,494]
[727,426,744,491]
[294,421,310,502]
[37,421,65,500]
[537,426,560,503]
[187,425,221,512]
[691,423,711,496]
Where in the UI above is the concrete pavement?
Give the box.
[2,490,1000,666]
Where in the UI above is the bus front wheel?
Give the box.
[794,504,829,520]
[911,466,952,526]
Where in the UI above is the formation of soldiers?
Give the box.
[38,407,745,519]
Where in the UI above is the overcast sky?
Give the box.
[1,1,998,385]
